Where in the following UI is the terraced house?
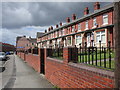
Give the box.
[37,2,114,48]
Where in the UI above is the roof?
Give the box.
[40,3,114,38]
[29,38,37,43]
[16,36,22,42]
[37,32,45,38]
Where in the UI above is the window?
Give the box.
[72,26,75,32]
[26,44,28,46]
[76,35,82,45]
[85,21,88,29]
[61,29,63,36]
[55,31,57,37]
[78,23,81,31]
[96,31,106,43]
[59,30,61,36]
[67,37,71,45]
[103,14,108,25]
[93,18,97,27]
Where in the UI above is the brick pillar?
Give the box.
[24,51,26,61]
[44,48,47,75]
[31,49,33,54]
[63,46,78,64]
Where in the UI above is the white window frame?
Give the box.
[75,35,82,45]
[103,14,108,25]
[78,23,81,31]
[85,21,88,30]
[72,26,75,32]
[96,31,106,43]
[93,18,97,28]
[67,36,72,46]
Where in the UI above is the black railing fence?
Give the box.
[77,41,114,70]
[47,46,63,60]
[33,47,38,54]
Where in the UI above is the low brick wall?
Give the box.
[45,57,115,88]
[17,52,40,73]
[20,52,25,60]
[25,53,40,73]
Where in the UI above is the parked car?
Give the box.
[6,52,10,55]
[0,52,7,61]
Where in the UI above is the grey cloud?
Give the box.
[2,2,111,29]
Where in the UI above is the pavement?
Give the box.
[0,55,53,89]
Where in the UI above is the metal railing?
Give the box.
[47,46,63,60]
[77,41,115,70]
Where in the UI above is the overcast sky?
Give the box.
[1,2,112,45]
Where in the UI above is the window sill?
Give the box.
[85,28,89,30]
[92,26,97,29]
[102,23,108,26]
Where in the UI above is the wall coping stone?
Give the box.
[47,57,63,64]
[69,62,114,79]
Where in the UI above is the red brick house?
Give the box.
[0,42,15,52]
[37,2,114,48]
[16,36,37,52]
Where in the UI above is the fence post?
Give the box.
[63,46,78,64]
[114,2,120,88]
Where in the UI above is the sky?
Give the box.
[1,1,112,45]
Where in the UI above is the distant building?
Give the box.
[36,32,44,48]
[16,36,37,52]
[37,2,114,48]
[0,42,15,52]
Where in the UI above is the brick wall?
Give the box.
[25,53,40,73]
[45,47,115,88]
[45,58,114,88]
[17,47,115,88]
[20,52,25,60]
[17,52,40,73]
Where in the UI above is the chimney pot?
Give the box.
[56,24,59,28]
[45,30,47,33]
[84,7,89,15]
[48,27,50,31]
[66,17,70,23]
[60,22,62,26]
[94,2,100,10]
[51,26,53,30]
[72,14,76,20]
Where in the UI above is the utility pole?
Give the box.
[114,2,120,88]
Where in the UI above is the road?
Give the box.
[0,55,53,89]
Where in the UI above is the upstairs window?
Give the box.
[103,14,108,25]
[72,26,75,32]
[93,18,97,27]
[85,21,88,29]
[78,23,81,31]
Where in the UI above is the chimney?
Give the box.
[51,26,53,30]
[45,30,47,33]
[94,2,100,11]
[66,17,70,23]
[23,35,26,37]
[29,36,31,39]
[48,27,50,31]
[56,24,59,28]
[72,14,76,20]
[84,7,89,15]
[60,22,62,26]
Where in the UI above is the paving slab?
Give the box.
[13,55,53,88]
